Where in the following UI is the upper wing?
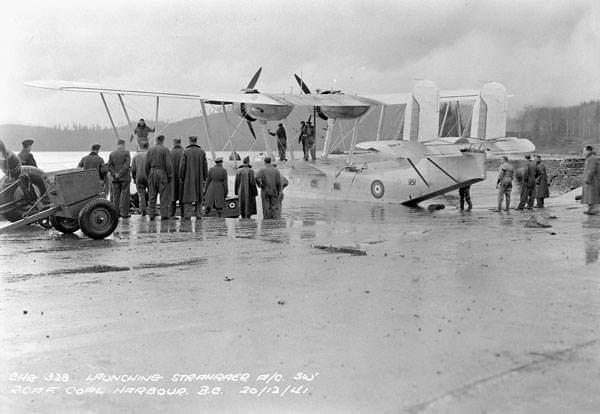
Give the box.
[24,80,289,106]
[25,80,417,107]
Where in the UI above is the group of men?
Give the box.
[266,120,317,163]
[494,147,600,214]
[495,154,549,213]
[78,125,288,220]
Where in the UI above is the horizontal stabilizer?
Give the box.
[481,136,535,156]
[356,140,426,159]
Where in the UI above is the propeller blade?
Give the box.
[246,67,263,90]
[294,74,311,94]
[247,120,257,140]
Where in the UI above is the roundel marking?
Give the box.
[371,180,385,199]
[228,201,236,209]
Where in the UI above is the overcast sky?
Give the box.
[1,0,599,126]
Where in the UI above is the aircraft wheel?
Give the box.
[78,198,119,239]
[52,216,80,234]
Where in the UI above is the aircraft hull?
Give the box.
[272,152,486,205]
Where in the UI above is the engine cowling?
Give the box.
[233,102,293,122]
[319,106,370,119]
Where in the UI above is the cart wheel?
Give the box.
[78,198,119,239]
[52,216,80,234]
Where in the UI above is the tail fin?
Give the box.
[403,80,439,142]
[471,82,507,139]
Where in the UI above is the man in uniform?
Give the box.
[204,157,228,217]
[144,135,173,220]
[517,154,536,210]
[458,184,472,211]
[131,142,149,215]
[234,156,258,219]
[18,139,37,167]
[534,155,549,208]
[255,156,283,219]
[496,156,514,213]
[268,123,288,162]
[107,139,131,218]
[131,118,155,149]
[170,138,185,218]
[306,120,316,161]
[298,121,308,160]
[179,136,208,219]
[582,145,600,215]
[78,143,107,187]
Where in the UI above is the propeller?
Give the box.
[294,74,329,121]
[234,67,264,139]
[243,67,262,93]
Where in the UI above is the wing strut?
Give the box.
[376,105,386,141]
[117,94,135,141]
[221,103,238,168]
[348,118,360,165]
[199,100,217,161]
[426,158,459,183]
[99,93,119,140]
[407,158,430,187]
[154,97,160,141]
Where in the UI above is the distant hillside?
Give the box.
[508,100,600,154]
[4,100,599,155]
[0,106,406,153]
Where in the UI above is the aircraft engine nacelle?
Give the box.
[233,102,293,122]
[319,106,370,119]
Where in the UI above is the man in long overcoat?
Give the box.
[234,156,258,218]
[107,139,131,218]
[179,136,208,219]
[144,135,173,220]
[255,156,282,219]
[534,155,549,208]
[204,157,228,217]
[517,154,536,210]
[170,138,185,217]
[582,145,600,214]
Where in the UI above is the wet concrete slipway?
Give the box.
[1,176,600,413]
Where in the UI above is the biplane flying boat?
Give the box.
[24,69,534,206]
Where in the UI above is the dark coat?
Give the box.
[180,144,208,203]
[107,149,131,182]
[131,151,148,184]
[235,165,258,217]
[170,145,185,201]
[205,164,228,209]
[525,160,537,188]
[144,144,173,181]
[255,165,282,197]
[18,150,37,167]
[582,154,600,205]
[79,152,107,180]
[535,162,549,198]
